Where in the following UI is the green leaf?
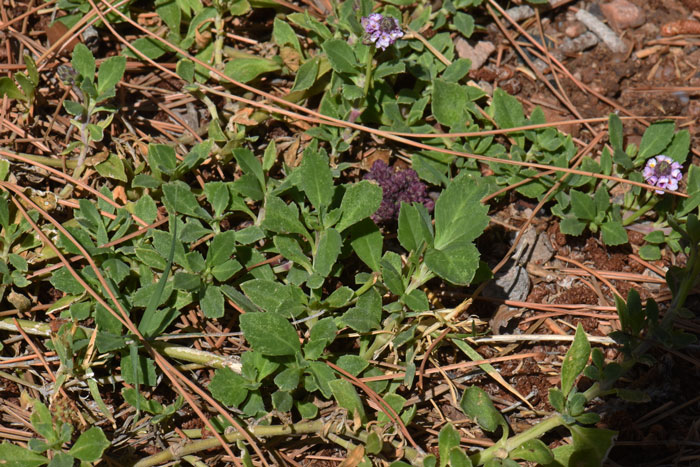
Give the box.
[240,312,301,356]
[548,388,565,412]
[156,0,181,31]
[0,77,25,101]
[122,387,164,414]
[63,100,84,116]
[336,181,382,233]
[339,287,381,332]
[203,181,229,218]
[567,424,617,466]
[228,0,250,16]
[206,230,236,267]
[560,323,591,397]
[559,216,586,236]
[425,241,480,286]
[431,78,469,127]
[510,439,554,463]
[273,18,301,52]
[291,57,319,92]
[328,378,366,422]
[224,57,281,83]
[240,279,291,312]
[460,386,507,434]
[272,390,293,411]
[313,228,341,278]
[336,355,368,376]
[88,123,104,142]
[0,442,47,466]
[665,129,690,163]
[50,267,84,295]
[438,424,461,467]
[449,447,473,467]
[233,147,265,193]
[209,367,248,406]
[348,219,383,271]
[47,452,73,467]
[121,353,157,386]
[162,181,211,219]
[148,143,177,175]
[263,140,277,172]
[324,286,354,308]
[601,221,628,246]
[638,120,675,160]
[398,202,433,252]
[30,399,55,441]
[638,244,661,260]
[201,285,224,318]
[123,37,170,59]
[95,153,127,182]
[97,55,126,95]
[401,289,430,312]
[262,196,309,237]
[433,174,488,249]
[321,39,358,74]
[298,148,334,211]
[72,43,95,79]
[441,58,471,83]
[274,235,312,271]
[176,58,195,82]
[288,11,332,40]
[570,189,596,222]
[492,87,525,130]
[68,427,109,462]
[608,113,623,152]
[454,12,475,38]
[381,258,404,295]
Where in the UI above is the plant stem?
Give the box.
[0,318,241,371]
[622,197,659,226]
[470,414,565,465]
[363,47,374,98]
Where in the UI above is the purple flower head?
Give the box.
[361,13,403,50]
[642,155,683,194]
[364,160,433,223]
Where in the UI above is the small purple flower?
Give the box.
[361,13,404,50]
[642,155,683,194]
[364,160,433,223]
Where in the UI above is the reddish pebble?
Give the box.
[600,0,645,30]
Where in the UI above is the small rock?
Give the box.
[455,38,495,70]
[601,0,645,30]
[565,21,588,38]
[559,31,599,55]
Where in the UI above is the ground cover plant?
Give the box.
[0,0,699,465]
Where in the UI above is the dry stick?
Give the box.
[325,360,422,454]
[534,8,580,128]
[360,353,539,383]
[93,0,688,200]
[386,115,685,140]
[555,254,624,300]
[0,150,149,227]
[5,188,252,467]
[486,2,596,136]
[27,217,168,281]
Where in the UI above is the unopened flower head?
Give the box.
[642,155,683,194]
[364,160,433,223]
[361,13,403,50]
